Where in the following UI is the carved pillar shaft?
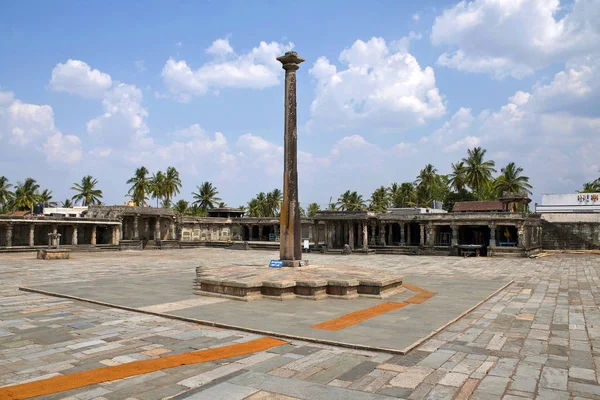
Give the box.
[72,225,78,246]
[379,223,386,246]
[407,223,411,245]
[133,215,139,240]
[327,222,334,248]
[258,225,264,241]
[387,224,393,245]
[91,225,97,246]
[400,223,405,246]
[451,225,458,246]
[154,219,160,240]
[419,224,425,246]
[6,224,12,247]
[363,222,369,250]
[348,221,354,250]
[29,224,35,247]
[489,224,496,247]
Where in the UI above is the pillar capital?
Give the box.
[277,51,305,71]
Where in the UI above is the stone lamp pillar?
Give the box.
[277,51,304,267]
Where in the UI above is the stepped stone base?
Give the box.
[37,249,71,260]
[195,264,404,301]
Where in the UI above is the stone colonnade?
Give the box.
[0,221,121,248]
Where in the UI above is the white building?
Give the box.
[535,193,600,213]
[42,206,88,218]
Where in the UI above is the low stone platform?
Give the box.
[195,264,404,301]
[36,248,71,260]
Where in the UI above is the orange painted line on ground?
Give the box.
[402,282,437,304]
[0,337,287,400]
[401,282,427,293]
[310,302,408,331]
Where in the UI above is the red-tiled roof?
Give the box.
[453,201,503,212]
[1,210,30,217]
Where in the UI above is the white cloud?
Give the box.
[87,82,151,147]
[49,59,112,97]
[308,37,445,133]
[206,38,234,56]
[161,39,294,101]
[89,148,112,158]
[0,90,82,164]
[412,13,420,21]
[444,135,480,152]
[431,0,600,78]
[43,132,82,164]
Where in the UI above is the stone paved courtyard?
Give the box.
[1,249,600,399]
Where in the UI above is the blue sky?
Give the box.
[1,0,599,208]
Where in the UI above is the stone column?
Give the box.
[5,224,12,247]
[313,222,319,243]
[72,225,78,246]
[451,225,458,246]
[170,220,176,240]
[419,224,425,246]
[258,225,264,241]
[428,224,435,246]
[277,51,304,266]
[308,224,314,243]
[378,223,386,246]
[29,224,35,247]
[363,222,369,250]
[387,224,393,246]
[155,219,161,240]
[517,223,525,248]
[400,223,405,246]
[144,219,149,239]
[52,224,58,247]
[370,224,376,245]
[327,222,334,248]
[357,222,362,248]
[91,225,97,246]
[407,223,412,245]
[489,223,496,247]
[133,215,139,240]
[348,221,354,250]
[122,220,126,240]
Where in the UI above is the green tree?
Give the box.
[126,167,150,206]
[336,190,366,211]
[61,199,73,208]
[39,189,53,205]
[448,161,468,192]
[443,189,477,211]
[580,182,599,193]
[12,178,41,211]
[172,199,189,214]
[415,164,441,204]
[392,182,416,207]
[369,186,390,212]
[463,147,496,199]
[0,176,14,213]
[247,198,261,217]
[307,202,320,217]
[71,175,103,206]
[495,162,533,195]
[187,204,203,216]
[162,166,182,208]
[150,171,166,207]
[192,182,221,215]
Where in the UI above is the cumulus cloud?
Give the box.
[308,37,445,133]
[161,39,294,101]
[49,59,112,97]
[43,132,82,163]
[0,90,82,163]
[431,0,600,78]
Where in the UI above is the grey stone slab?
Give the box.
[337,361,379,382]
[540,366,568,390]
[229,371,397,399]
[177,382,258,400]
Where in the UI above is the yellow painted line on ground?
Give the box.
[310,302,408,331]
[0,337,287,400]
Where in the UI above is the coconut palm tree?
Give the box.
[150,171,166,207]
[192,182,221,215]
[126,167,150,206]
[337,190,366,211]
[0,176,14,212]
[38,189,53,205]
[463,147,496,199]
[307,202,320,217]
[61,199,73,208]
[448,161,468,192]
[71,176,103,206]
[580,182,599,193]
[162,166,182,208]
[495,162,533,195]
[187,204,202,216]
[370,186,390,213]
[394,182,416,207]
[12,178,41,211]
[172,199,189,214]
[415,164,440,204]
[266,189,282,216]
